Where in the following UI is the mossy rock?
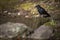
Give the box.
[44,20,57,29]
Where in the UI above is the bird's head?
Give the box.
[35,5,42,8]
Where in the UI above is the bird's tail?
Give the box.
[43,14,51,18]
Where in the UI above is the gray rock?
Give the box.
[28,25,54,39]
[0,22,28,39]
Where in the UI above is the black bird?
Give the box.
[35,5,51,17]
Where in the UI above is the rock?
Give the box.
[0,22,28,39]
[28,24,54,39]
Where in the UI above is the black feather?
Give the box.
[35,5,51,17]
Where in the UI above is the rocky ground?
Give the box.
[0,0,60,40]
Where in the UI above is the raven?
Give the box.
[35,5,51,17]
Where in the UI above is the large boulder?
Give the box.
[27,24,54,39]
[0,22,28,39]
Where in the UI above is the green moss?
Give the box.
[47,5,55,10]
[20,2,36,10]
[45,20,56,27]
